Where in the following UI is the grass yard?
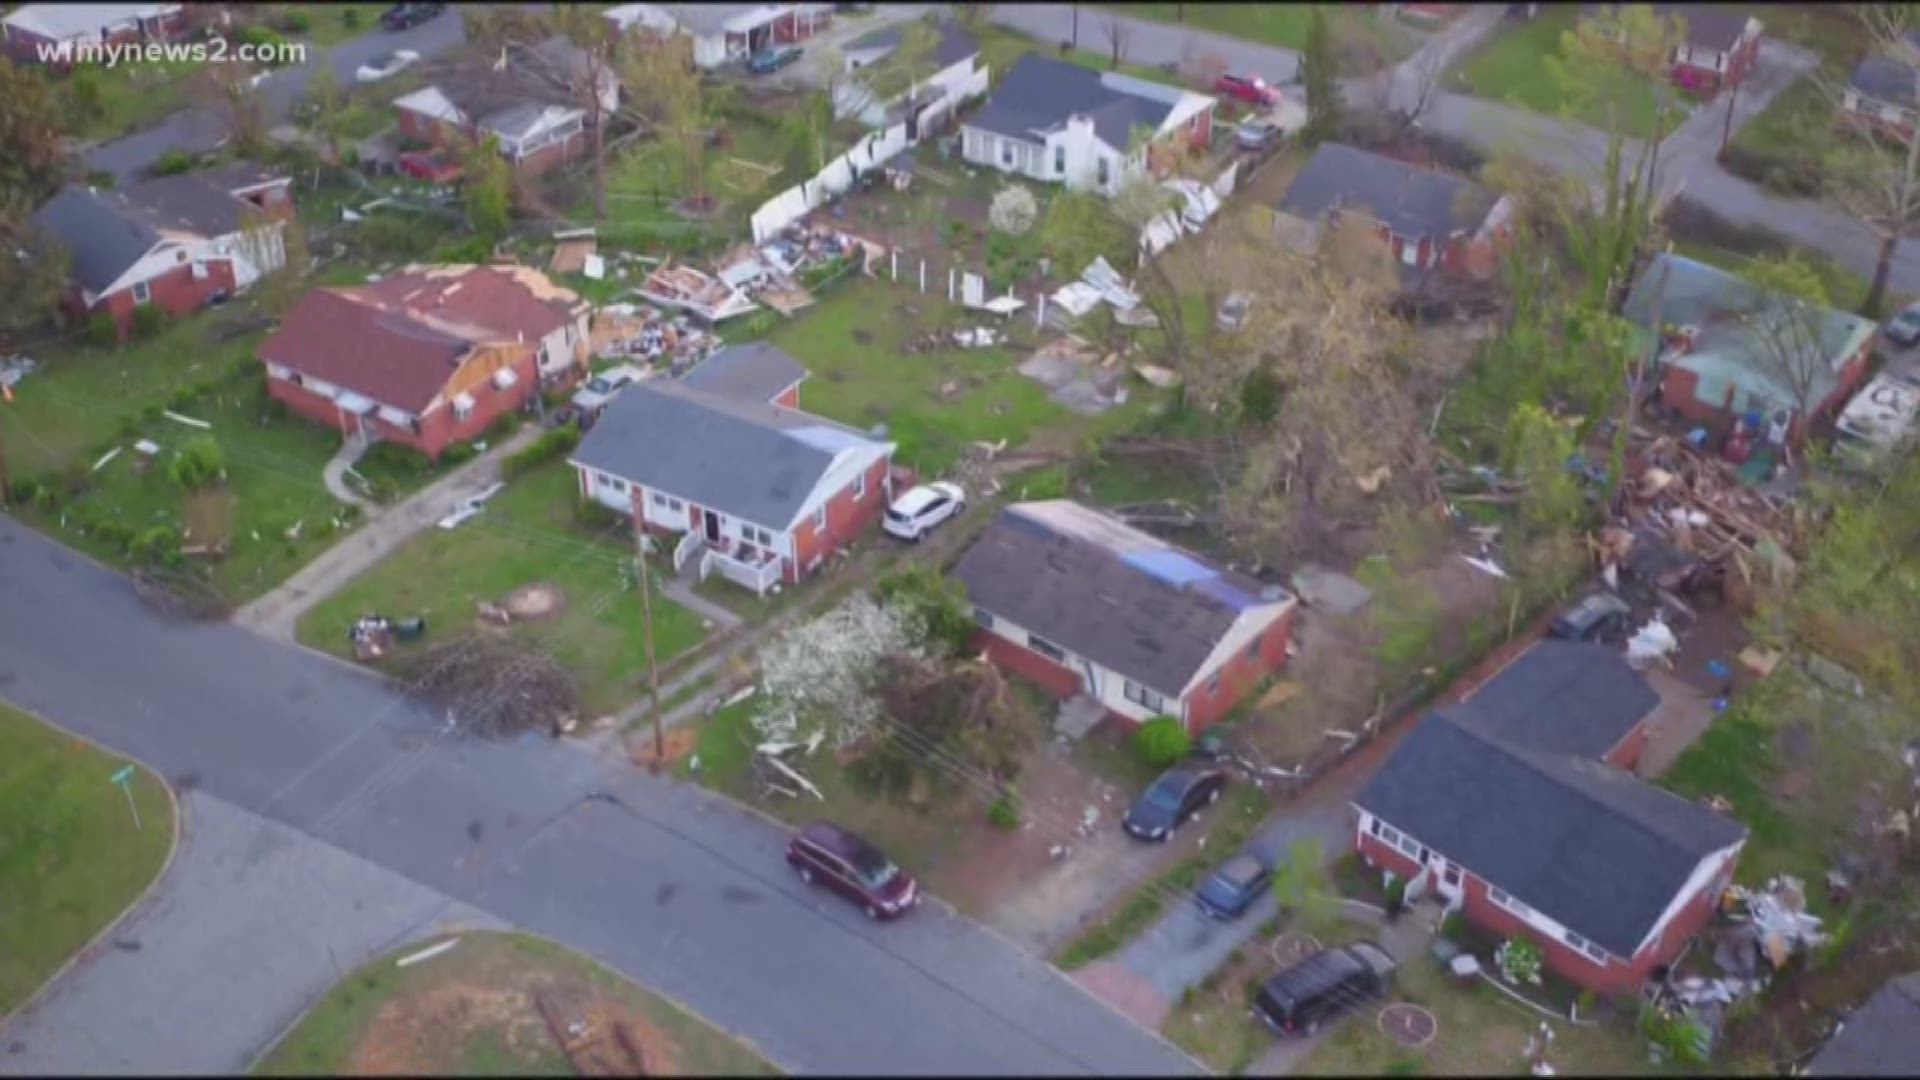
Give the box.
[294,460,711,719]
[274,4,390,49]
[0,703,173,1015]
[766,279,1072,475]
[1455,6,1671,141]
[1112,3,1417,68]
[971,25,1199,88]
[254,930,776,1076]
[6,370,363,603]
[595,113,792,249]
[67,57,202,143]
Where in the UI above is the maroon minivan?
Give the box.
[786,822,919,920]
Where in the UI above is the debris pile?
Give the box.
[398,633,580,740]
[635,260,759,324]
[591,302,718,367]
[1603,434,1801,596]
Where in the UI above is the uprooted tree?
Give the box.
[849,652,1042,803]
[399,634,582,739]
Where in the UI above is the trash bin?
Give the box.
[394,616,427,642]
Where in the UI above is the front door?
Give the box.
[703,509,721,544]
[1426,851,1463,904]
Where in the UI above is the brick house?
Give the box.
[1354,644,1747,995]
[3,3,182,64]
[953,502,1298,735]
[1842,36,1920,141]
[1274,142,1514,281]
[259,265,590,458]
[30,162,293,338]
[602,3,833,70]
[394,37,620,176]
[1585,4,1762,94]
[569,343,895,596]
[1622,253,1880,445]
[960,56,1216,198]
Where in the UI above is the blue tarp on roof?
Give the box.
[1192,575,1262,612]
[1121,548,1218,588]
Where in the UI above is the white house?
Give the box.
[3,3,181,62]
[833,21,986,128]
[602,3,832,70]
[960,56,1216,198]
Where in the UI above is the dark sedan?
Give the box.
[381,2,444,31]
[1195,854,1273,920]
[1122,765,1227,841]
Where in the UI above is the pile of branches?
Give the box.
[132,568,233,622]
[397,633,580,740]
[1624,434,1805,561]
[850,652,1036,801]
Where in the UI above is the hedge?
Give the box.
[501,423,580,479]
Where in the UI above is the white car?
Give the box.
[883,481,966,542]
[355,49,420,83]
[571,364,649,415]
[436,481,506,530]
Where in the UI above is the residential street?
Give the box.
[83,6,472,182]
[0,516,1199,1075]
[997,4,1920,296]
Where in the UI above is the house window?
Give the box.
[1206,671,1221,694]
[973,606,994,629]
[652,492,669,507]
[266,363,291,380]
[1096,157,1110,187]
[603,475,627,493]
[1001,141,1014,167]
[1562,929,1611,966]
[1399,239,1419,267]
[749,526,773,546]
[1487,885,1535,920]
[1026,634,1066,663]
[813,505,827,531]
[1054,145,1066,175]
[132,280,152,304]
[853,471,867,499]
[1123,680,1165,712]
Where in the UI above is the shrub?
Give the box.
[876,563,974,655]
[85,169,118,189]
[278,9,312,33]
[1495,936,1544,986]
[987,788,1022,829]
[484,413,523,444]
[85,312,120,348]
[130,302,167,339]
[359,440,435,480]
[150,149,196,177]
[1016,464,1069,500]
[8,477,42,505]
[341,7,362,28]
[132,524,179,565]
[32,481,60,511]
[501,423,580,479]
[232,25,288,51]
[168,435,226,491]
[1134,716,1190,767]
[576,499,625,532]
[1383,876,1407,913]
[440,441,478,467]
[262,396,290,422]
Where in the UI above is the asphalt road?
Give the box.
[83,8,470,181]
[0,516,1198,1075]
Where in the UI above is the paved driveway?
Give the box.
[0,517,1198,1075]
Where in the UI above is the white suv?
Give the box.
[882,482,966,542]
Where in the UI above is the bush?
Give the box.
[85,312,120,348]
[440,441,479,467]
[500,423,580,479]
[231,25,288,51]
[8,477,42,505]
[484,413,522,444]
[150,149,195,177]
[437,235,495,264]
[987,788,1022,829]
[85,169,117,189]
[358,440,435,480]
[278,9,312,33]
[1383,876,1407,913]
[875,563,974,655]
[353,214,440,259]
[130,302,166,339]
[1134,716,1190,767]
[1015,464,1070,500]
[168,435,226,491]
[576,499,625,532]
[341,7,362,28]
[132,524,179,565]
[1495,937,1544,986]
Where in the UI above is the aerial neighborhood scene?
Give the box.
[7,1,1920,1076]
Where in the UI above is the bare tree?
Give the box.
[1810,4,1920,316]
[618,33,716,211]
[1736,254,1841,455]
[1103,16,1131,70]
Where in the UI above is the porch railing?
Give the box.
[699,546,783,597]
[673,531,704,574]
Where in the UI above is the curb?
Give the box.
[679,782,1212,1075]
[0,701,184,1029]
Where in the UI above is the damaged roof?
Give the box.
[1277,142,1498,239]
[953,501,1291,698]
[1356,708,1746,958]
[258,289,486,413]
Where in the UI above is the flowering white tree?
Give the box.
[753,595,925,749]
[989,184,1039,236]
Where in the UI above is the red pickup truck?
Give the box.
[1216,73,1281,108]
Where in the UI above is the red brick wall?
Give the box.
[789,454,891,579]
[1183,606,1297,732]
[265,349,538,459]
[1604,722,1650,772]
[1356,822,1735,995]
[98,258,239,337]
[773,383,801,409]
[974,629,1084,698]
[397,106,457,146]
[1672,32,1760,93]
[1659,335,1873,444]
[508,131,588,177]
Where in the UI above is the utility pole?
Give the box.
[1718,69,1742,156]
[633,527,665,770]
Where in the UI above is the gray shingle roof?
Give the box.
[682,342,807,403]
[570,380,887,531]
[1809,973,1920,1076]
[1356,709,1747,957]
[1652,3,1751,52]
[966,55,1176,151]
[1852,55,1917,108]
[954,501,1290,698]
[1278,142,1497,239]
[1461,641,1660,759]
[30,186,158,294]
[846,21,979,67]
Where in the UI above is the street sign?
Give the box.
[109,764,141,830]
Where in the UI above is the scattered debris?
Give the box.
[162,410,211,430]
[92,446,123,472]
[636,260,758,323]
[549,229,598,275]
[395,938,459,968]
[1626,616,1679,668]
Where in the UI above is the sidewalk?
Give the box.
[232,425,541,644]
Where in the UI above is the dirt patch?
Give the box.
[182,488,236,548]
[1378,1003,1437,1048]
[936,745,1118,919]
[503,583,566,621]
[629,725,699,769]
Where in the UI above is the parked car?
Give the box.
[437,481,507,530]
[1884,301,1920,347]
[1195,853,1273,921]
[1235,119,1280,152]
[883,481,967,542]
[1252,942,1398,1037]
[748,44,803,74]
[381,1,444,31]
[1547,592,1632,643]
[355,49,420,83]
[1122,764,1227,841]
[1835,367,1920,465]
[1216,73,1281,108]
[398,150,463,183]
[786,821,919,920]
[570,365,647,415]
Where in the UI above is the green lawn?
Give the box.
[6,370,363,603]
[1112,3,1414,66]
[1455,6,1671,140]
[595,113,792,249]
[0,703,173,1015]
[767,279,1072,475]
[972,25,1200,88]
[294,460,711,719]
[276,4,389,49]
[254,931,775,1075]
